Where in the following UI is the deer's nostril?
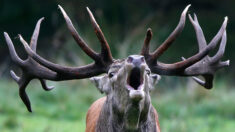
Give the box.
[141,56,145,62]
[127,56,134,63]
[127,55,146,67]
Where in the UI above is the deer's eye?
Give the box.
[108,72,115,78]
[146,69,151,75]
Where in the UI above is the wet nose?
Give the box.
[127,55,145,67]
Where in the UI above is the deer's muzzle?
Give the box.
[125,55,146,100]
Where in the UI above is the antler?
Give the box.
[181,14,229,89]
[4,5,113,112]
[4,18,55,112]
[141,5,228,89]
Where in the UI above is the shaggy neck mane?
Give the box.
[95,95,156,132]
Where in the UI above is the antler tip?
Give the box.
[186,4,191,8]
[86,7,93,16]
[224,16,228,22]
[223,16,228,28]
[147,28,152,36]
[18,34,23,40]
[188,13,199,25]
[188,14,193,21]
[39,17,45,21]
[3,32,8,37]
[58,5,67,17]
[147,28,152,31]
[86,7,100,29]
[86,7,90,11]
[28,109,32,113]
[58,4,62,9]
[10,70,20,83]
[86,7,94,18]
[18,34,32,54]
[182,4,191,16]
[58,5,64,13]
[225,60,230,66]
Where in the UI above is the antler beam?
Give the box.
[4,5,113,112]
[141,5,228,89]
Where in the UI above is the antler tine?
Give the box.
[19,35,77,74]
[4,32,25,65]
[195,31,228,89]
[19,18,81,75]
[29,17,53,89]
[192,75,213,89]
[30,17,44,51]
[211,31,228,64]
[181,57,214,89]
[29,18,55,91]
[182,29,228,89]
[40,79,55,91]
[4,33,32,112]
[141,28,153,56]
[207,17,228,49]
[151,4,190,60]
[86,7,113,62]
[218,60,230,68]
[10,70,20,82]
[189,14,207,51]
[58,5,99,61]
[156,15,227,72]
[174,16,228,70]
[11,70,53,112]
[19,79,32,112]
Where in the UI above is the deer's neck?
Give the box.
[122,99,150,130]
[96,95,157,132]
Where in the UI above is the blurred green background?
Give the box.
[0,0,234,132]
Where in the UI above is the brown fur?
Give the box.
[85,97,161,132]
[85,97,106,132]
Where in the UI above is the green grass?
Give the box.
[0,79,234,132]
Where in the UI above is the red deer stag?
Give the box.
[4,4,229,132]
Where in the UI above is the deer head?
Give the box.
[91,54,160,107]
[4,4,229,117]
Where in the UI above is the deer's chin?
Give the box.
[129,89,145,101]
[127,83,144,101]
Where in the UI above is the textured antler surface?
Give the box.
[5,5,114,112]
[4,18,55,112]
[181,14,229,89]
[141,5,229,89]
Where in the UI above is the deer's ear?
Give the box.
[151,74,161,85]
[149,74,161,91]
[90,75,110,94]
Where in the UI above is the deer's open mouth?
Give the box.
[126,67,144,91]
